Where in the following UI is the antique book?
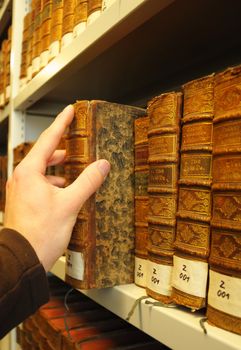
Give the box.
[31,0,43,77]
[73,0,88,37]
[171,74,214,310]
[20,12,31,89]
[13,142,34,168]
[207,65,241,335]
[87,0,102,25]
[26,9,35,82]
[146,92,182,303]
[134,115,149,288]
[61,0,75,49]
[40,0,52,69]
[49,0,63,60]
[65,100,145,289]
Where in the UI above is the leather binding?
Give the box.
[61,0,75,48]
[207,65,241,335]
[65,100,145,289]
[73,0,88,37]
[39,0,53,69]
[87,0,102,24]
[146,92,182,303]
[171,74,214,310]
[26,9,34,82]
[31,0,43,77]
[49,0,63,59]
[20,12,31,88]
[134,115,149,288]
[13,142,34,168]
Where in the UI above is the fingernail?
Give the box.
[97,159,111,178]
[64,104,74,112]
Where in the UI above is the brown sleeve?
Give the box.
[0,228,49,339]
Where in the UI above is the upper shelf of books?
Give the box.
[0,0,11,38]
[14,0,241,111]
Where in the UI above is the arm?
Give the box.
[0,105,110,338]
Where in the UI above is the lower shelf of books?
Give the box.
[51,256,241,350]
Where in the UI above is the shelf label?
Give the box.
[102,0,116,10]
[134,256,147,287]
[61,32,74,49]
[146,260,172,296]
[40,50,49,69]
[66,249,84,280]
[49,41,60,60]
[73,22,86,38]
[208,270,241,318]
[172,256,208,298]
[32,56,40,75]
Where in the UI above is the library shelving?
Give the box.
[1,0,241,349]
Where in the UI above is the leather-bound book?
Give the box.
[73,0,88,37]
[171,74,214,310]
[39,0,52,69]
[146,92,182,303]
[61,0,75,49]
[207,65,241,335]
[65,100,145,289]
[31,0,43,77]
[20,12,31,89]
[26,9,34,82]
[49,0,63,60]
[87,0,102,25]
[134,115,149,288]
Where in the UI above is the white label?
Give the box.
[5,85,10,99]
[20,77,27,90]
[66,249,84,280]
[102,0,116,10]
[40,50,49,69]
[146,260,172,296]
[87,10,101,25]
[134,257,147,287]
[208,270,241,318]
[49,41,60,60]
[73,22,86,38]
[0,93,4,106]
[32,56,40,75]
[172,255,208,298]
[27,66,32,82]
[61,32,74,49]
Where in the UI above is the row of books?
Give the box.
[11,63,241,336]
[0,25,11,108]
[17,274,164,350]
[19,0,116,89]
[0,155,7,212]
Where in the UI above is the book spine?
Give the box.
[39,0,53,69]
[146,92,182,303]
[207,65,241,335]
[61,0,75,48]
[87,0,102,25]
[73,0,88,37]
[171,74,214,310]
[32,0,43,77]
[134,116,149,288]
[49,0,63,59]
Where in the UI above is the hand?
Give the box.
[4,105,110,271]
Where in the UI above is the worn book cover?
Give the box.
[171,74,214,310]
[134,115,149,288]
[65,100,146,289]
[207,65,241,335]
[39,0,53,69]
[146,92,182,303]
[49,0,63,59]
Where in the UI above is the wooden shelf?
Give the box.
[51,257,241,350]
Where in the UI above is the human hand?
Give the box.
[4,105,110,271]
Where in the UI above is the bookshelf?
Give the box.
[1,0,241,349]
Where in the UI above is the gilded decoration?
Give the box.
[149,225,174,250]
[211,231,241,262]
[213,194,241,222]
[176,221,208,247]
[179,188,210,215]
[149,195,176,219]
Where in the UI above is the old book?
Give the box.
[49,0,63,60]
[61,0,75,49]
[87,0,102,25]
[73,0,88,37]
[134,115,149,288]
[65,100,145,289]
[171,74,214,310]
[40,0,53,69]
[207,65,241,335]
[146,92,182,303]
[20,12,31,89]
[26,9,35,82]
[31,0,43,77]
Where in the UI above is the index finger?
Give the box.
[23,105,74,173]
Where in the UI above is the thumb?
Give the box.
[64,159,111,211]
